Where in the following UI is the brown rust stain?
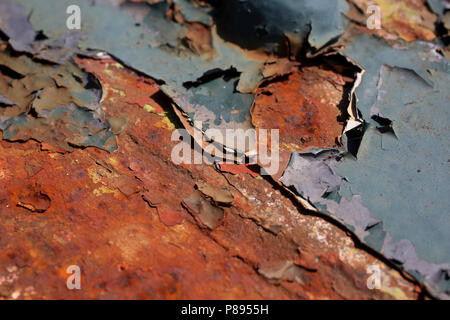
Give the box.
[251,66,345,179]
[218,163,260,178]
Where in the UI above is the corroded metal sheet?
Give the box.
[0,45,117,152]
[279,27,450,298]
[0,0,448,300]
[4,0,262,144]
[214,0,349,52]
[251,66,346,179]
[3,0,351,151]
[0,57,418,299]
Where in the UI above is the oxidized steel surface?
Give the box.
[0,0,449,300]
[0,57,418,299]
[251,66,346,179]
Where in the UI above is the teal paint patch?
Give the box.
[2,104,117,152]
[6,0,262,146]
[0,1,36,52]
[427,0,447,16]
[185,77,254,130]
[280,150,381,241]
[336,65,450,290]
[174,0,212,26]
[364,222,387,252]
[3,0,348,150]
[215,0,348,52]
[0,46,115,152]
[281,35,450,298]
[342,34,449,122]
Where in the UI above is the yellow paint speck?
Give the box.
[144,104,156,112]
[155,114,175,131]
[93,186,120,197]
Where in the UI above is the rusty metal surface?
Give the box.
[251,66,346,179]
[0,55,418,300]
[0,0,449,300]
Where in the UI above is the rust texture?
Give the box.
[1,0,448,300]
[251,66,346,179]
[0,57,418,299]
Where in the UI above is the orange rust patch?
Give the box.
[218,163,260,178]
[156,208,186,226]
[251,66,344,179]
[75,57,164,113]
